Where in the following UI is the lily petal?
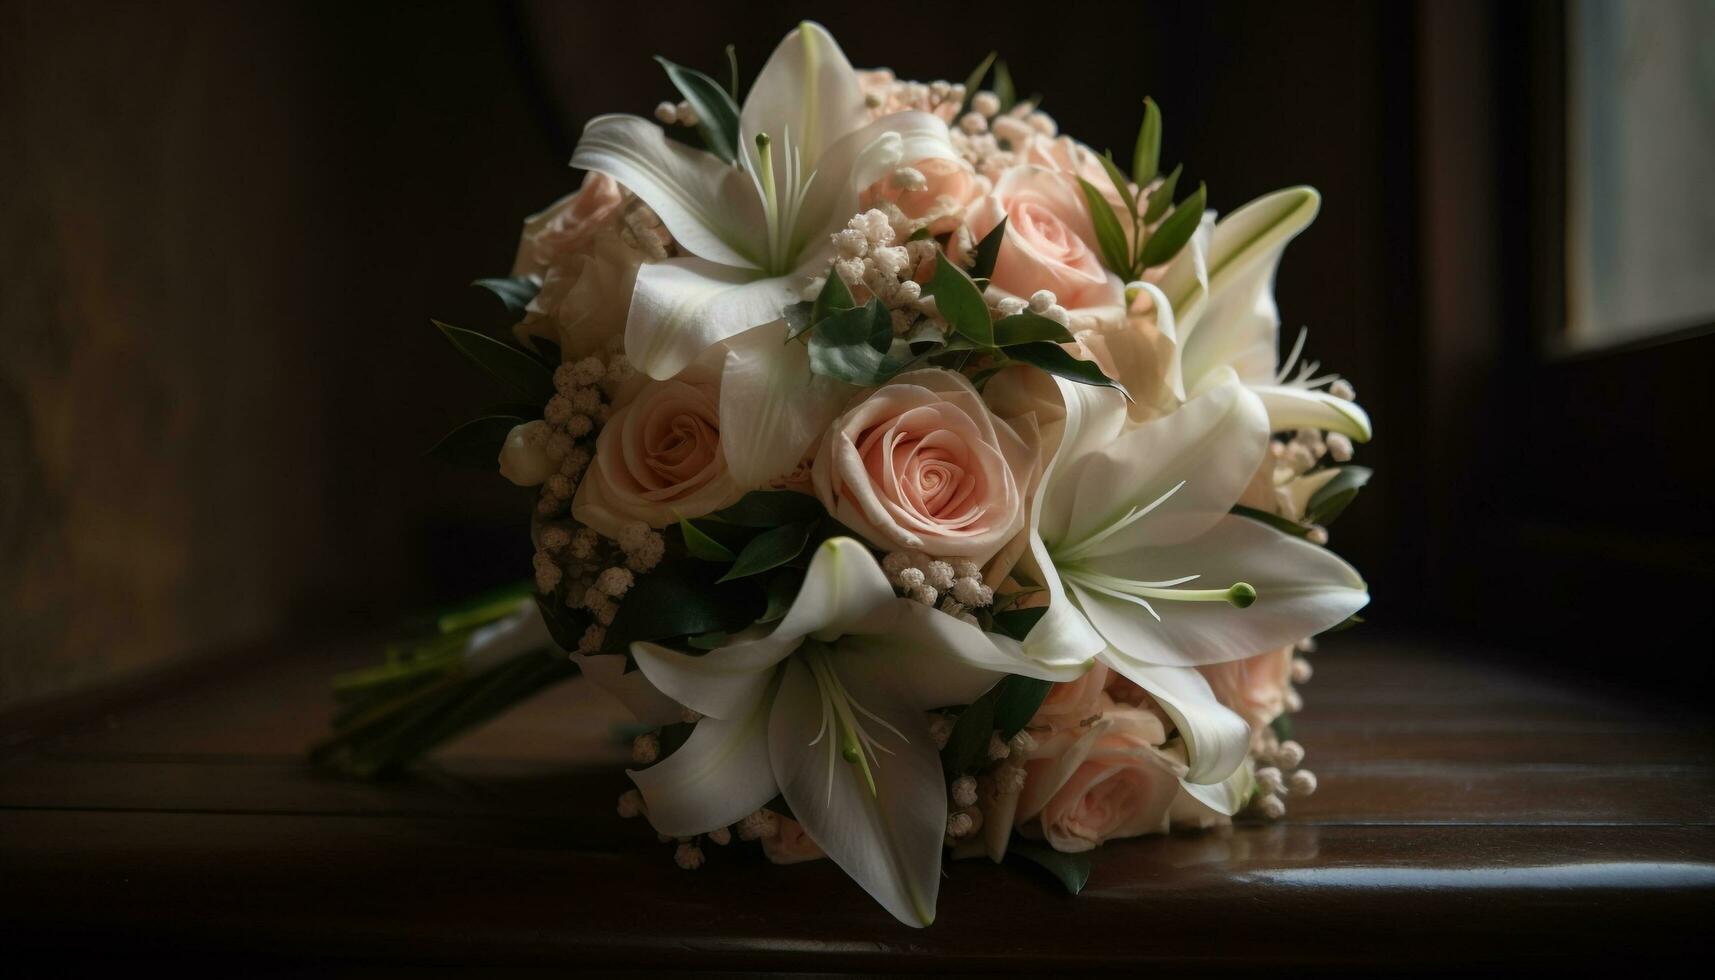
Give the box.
[1071,513,1369,668]
[719,319,849,488]
[770,655,947,927]
[771,537,899,645]
[1250,383,1374,442]
[628,682,779,836]
[1051,375,1270,558]
[631,637,793,720]
[1179,757,1257,816]
[790,111,957,259]
[740,22,866,179]
[1101,656,1251,785]
[571,114,764,270]
[625,257,803,380]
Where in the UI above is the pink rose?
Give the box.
[962,166,1125,322]
[1199,646,1294,734]
[860,157,983,234]
[511,172,627,278]
[572,360,742,537]
[1016,705,1184,852]
[1023,135,1131,213]
[1029,662,1111,733]
[762,817,826,865]
[812,369,1035,563]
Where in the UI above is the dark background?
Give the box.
[3,0,1710,709]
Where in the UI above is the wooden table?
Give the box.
[4,635,1712,973]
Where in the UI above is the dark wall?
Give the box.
[3,0,1707,706]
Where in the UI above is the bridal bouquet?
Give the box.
[316,23,1373,927]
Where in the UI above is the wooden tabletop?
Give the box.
[3,634,1712,974]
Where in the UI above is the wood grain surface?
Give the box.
[3,635,1712,973]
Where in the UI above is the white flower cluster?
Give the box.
[950,93,1058,181]
[881,551,993,625]
[858,68,966,122]
[810,209,946,336]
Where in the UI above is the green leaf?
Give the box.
[433,320,555,403]
[808,299,901,385]
[993,311,1075,347]
[759,567,805,622]
[436,581,533,633]
[1304,465,1373,527]
[993,58,1016,112]
[811,267,855,324]
[1137,181,1206,269]
[924,251,993,347]
[1076,177,1134,278]
[1097,151,1137,218]
[678,517,736,562]
[534,592,592,652]
[1143,162,1182,224]
[991,675,1052,739]
[1230,503,1313,539]
[1325,613,1365,633]
[990,606,1048,641]
[1008,839,1092,895]
[782,300,815,341]
[719,521,812,582]
[724,44,740,102]
[1270,713,1294,743]
[655,57,741,163]
[1132,97,1162,185]
[961,51,997,113]
[427,414,524,468]
[472,276,539,320]
[686,631,729,650]
[1006,342,1128,397]
[970,216,1008,280]
[710,490,828,528]
[940,686,999,775]
[602,563,763,653]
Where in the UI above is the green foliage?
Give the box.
[808,299,902,385]
[1076,177,1134,279]
[432,320,555,404]
[711,490,828,528]
[991,676,1052,739]
[960,51,997,114]
[719,521,813,582]
[993,59,1016,112]
[940,674,1050,774]
[1005,342,1130,397]
[601,561,764,653]
[1144,163,1182,223]
[923,251,993,347]
[1305,466,1372,526]
[970,216,1008,280]
[1008,839,1093,895]
[1230,503,1315,539]
[1132,97,1162,185]
[990,606,1048,641]
[679,517,737,561]
[810,266,855,324]
[993,311,1075,347]
[656,56,742,162]
[428,415,525,468]
[1136,181,1206,270]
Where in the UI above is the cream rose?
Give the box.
[514,229,644,359]
[1016,704,1185,852]
[1030,662,1112,733]
[962,165,1125,326]
[1069,285,1178,419]
[511,171,627,278]
[860,156,983,234]
[811,369,1035,563]
[572,360,741,538]
[1199,646,1294,735]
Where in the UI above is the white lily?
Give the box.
[627,537,1081,927]
[1157,187,1372,441]
[571,23,954,384]
[1016,374,1368,809]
